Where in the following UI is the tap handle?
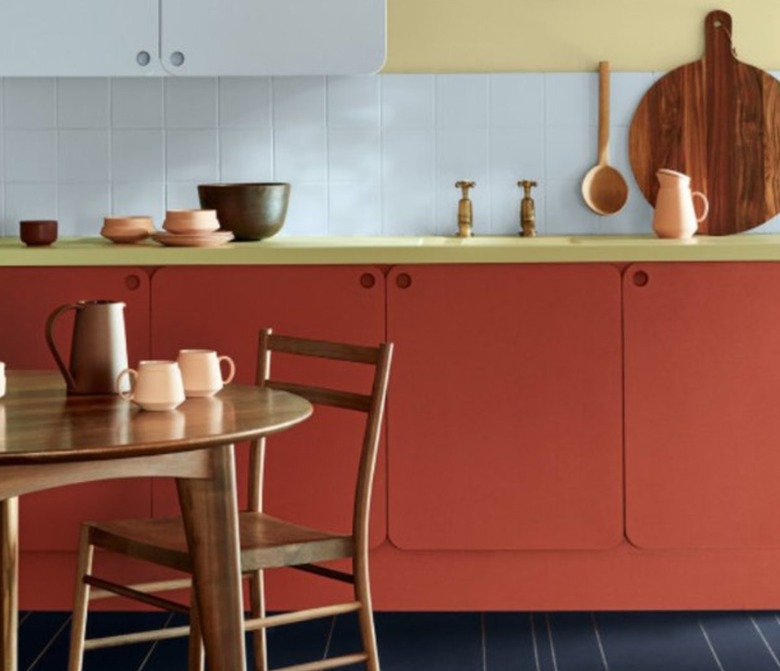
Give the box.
[517,180,538,196]
[455,180,476,198]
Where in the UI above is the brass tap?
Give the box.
[455,181,476,237]
[517,180,538,237]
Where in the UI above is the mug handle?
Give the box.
[219,356,236,385]
[692,191,709,223]
[116,368,137,400]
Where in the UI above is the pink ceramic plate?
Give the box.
[151,231,234,248]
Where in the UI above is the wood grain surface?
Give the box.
[629,10,780,235]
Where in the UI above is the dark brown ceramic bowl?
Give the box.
[20,220,58,247]
[197,183,290,241]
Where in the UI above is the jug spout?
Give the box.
[45,300,129,395]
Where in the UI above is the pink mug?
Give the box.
[117,360,186,411]
[177,349,236,398]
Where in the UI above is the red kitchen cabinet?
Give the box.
[0,267,152,553]
[149,265,386,547]
[624,263,780,548]
[386,264,623,550]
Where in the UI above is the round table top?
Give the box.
[0,371,313,465]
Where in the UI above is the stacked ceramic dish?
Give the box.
[101,216,155,244]
[152,210,234,247]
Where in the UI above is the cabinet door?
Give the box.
[160,0,385,75]
[0,0,161,76]
[625,263,780,549]
[150,265,386,545]
[0,267,152,550]
[386,264,623,550]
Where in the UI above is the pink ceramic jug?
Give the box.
[652,169,709,239]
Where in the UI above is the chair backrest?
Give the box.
[252,328,393,550]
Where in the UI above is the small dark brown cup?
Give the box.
[20,220,58,247]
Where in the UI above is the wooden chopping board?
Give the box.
[629,10,780,235]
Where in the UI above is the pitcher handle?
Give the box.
[692,191,709,223]
[219,355,236,385]
[45,303,79,392]
[116,368,137,400]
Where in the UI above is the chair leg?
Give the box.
[188,596,205,671]
[354,558,380,671]
[249,569,268,671]
[67,526,94,671]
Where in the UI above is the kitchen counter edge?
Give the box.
[4,235,780,265]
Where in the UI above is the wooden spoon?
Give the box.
[582,61,629,215]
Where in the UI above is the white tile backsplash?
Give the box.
[0,71,706,237]
[57,79,109,129]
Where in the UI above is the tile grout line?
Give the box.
[590,613,611,671]
[25,614,71,671]
[697,618,726,671]
[750,615,780,669]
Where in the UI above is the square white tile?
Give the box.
[381,127,435,186]
[274,126,327,182]
[380,74,434,128]
[272,76,326,129]
[219,128,273,182]
[544,73,594,126]
[328,183,381,236]
[164,78,218,128]
[58,130,110,182]
[111,78,164,129]
[58,182,111,236]
[166,130,218,182]
[328,128,380,182]
[3,78,55,129]
[218,77,272,128]
[57,78,109,129]
[112,130,165,182]
[4,130,57,182]
[435,74,488,129]
[490,73,544,127]
[327,76,380,128]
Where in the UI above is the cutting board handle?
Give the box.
[705,10,736,64]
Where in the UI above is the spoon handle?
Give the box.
[598,60,610,165]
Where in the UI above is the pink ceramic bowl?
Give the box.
[101,216,155,244]
[163,209,220,235]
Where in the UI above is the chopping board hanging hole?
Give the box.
[628,9,780,235]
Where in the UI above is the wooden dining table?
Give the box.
[0,370,313,671]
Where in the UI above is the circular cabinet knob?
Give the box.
[125,274,141,291]
[395,273,412,289]
[169,51,186,67]
[359,273,376,289]
[136,51,151,67]
[632,270,649,287]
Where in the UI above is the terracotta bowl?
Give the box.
[163,209,220,235]
[197,183,290,241]
[101,216,155,244]
[20,220,58,247]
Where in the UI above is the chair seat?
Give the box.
[87,512,355,573]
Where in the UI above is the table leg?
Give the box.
[1,497,18,671]
[176,445,246,671]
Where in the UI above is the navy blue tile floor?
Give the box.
[18,610,780,670]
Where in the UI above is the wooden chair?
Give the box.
[67,328,393,671]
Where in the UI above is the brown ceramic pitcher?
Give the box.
[45,300,129,395]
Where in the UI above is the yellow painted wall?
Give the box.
[383,0,780,72]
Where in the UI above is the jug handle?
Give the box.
[693,191,710,223]
[45,303,79,392]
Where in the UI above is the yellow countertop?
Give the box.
[4,234,780,265]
